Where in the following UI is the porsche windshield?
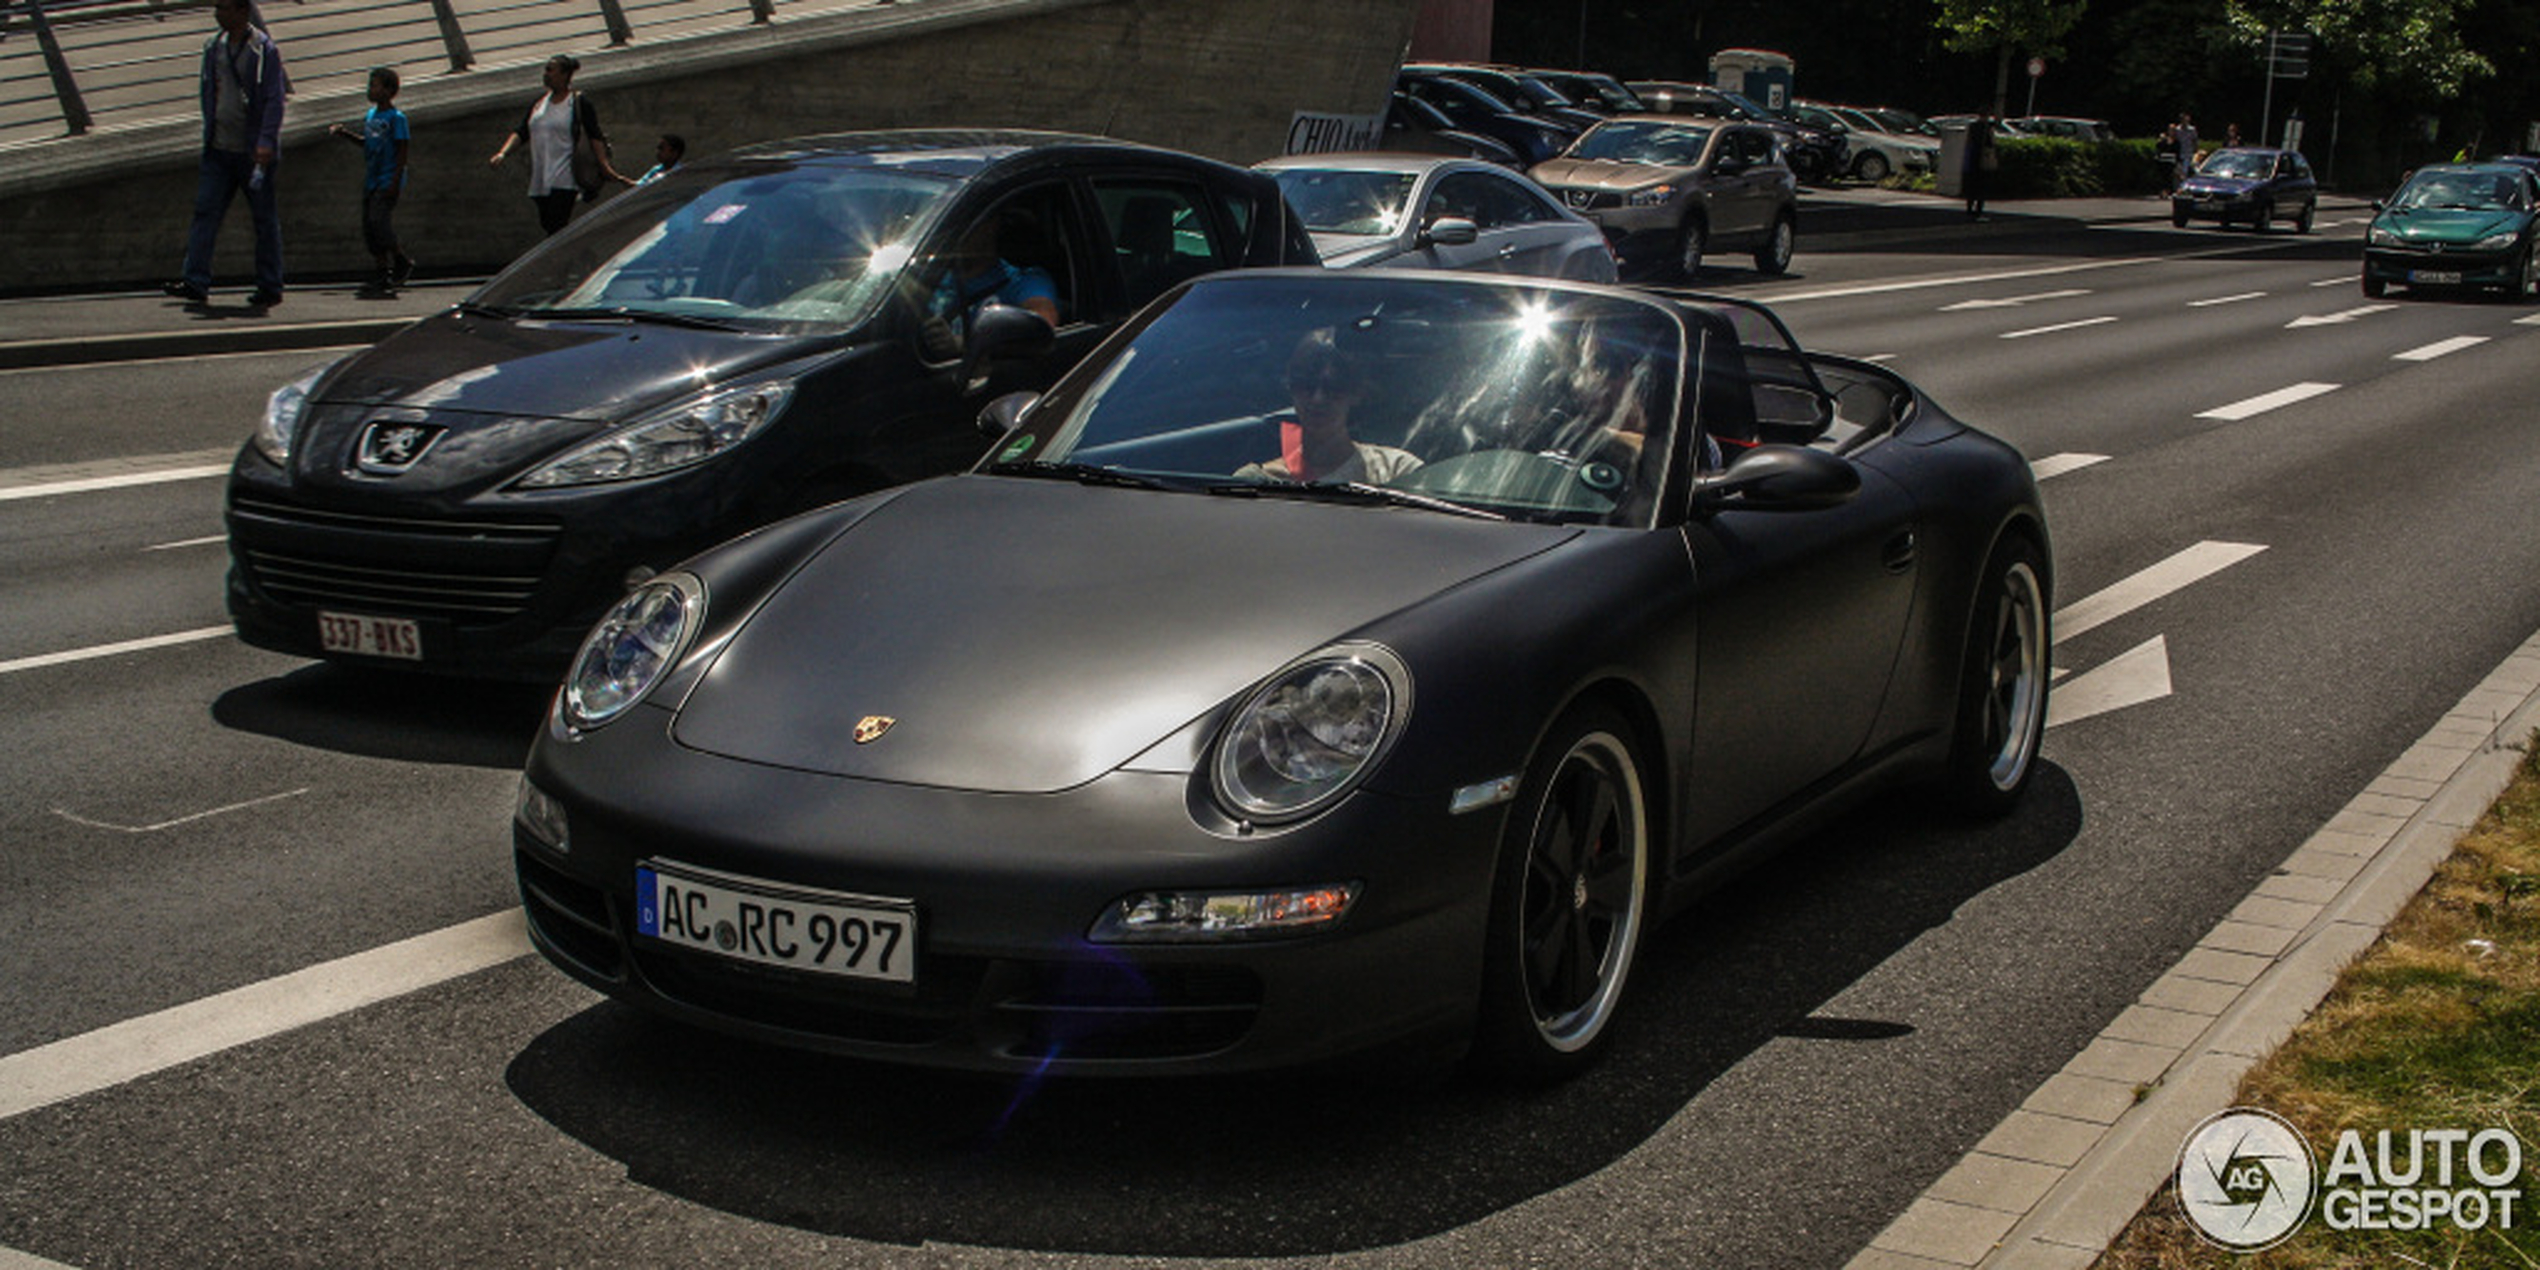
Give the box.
[473,164,956,331]
[1001,275,1687,527]
[1568,121,1714,166]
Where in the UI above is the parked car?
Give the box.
[1929,114,2024,141]
[2361,162,2540,299]
[1395,72,1577,167]
[1624,80,1846,186]
[2171,146,2318,232]
[1255,154,1618,281]
[225,130,1316,678]
[2009,116,2113,142]
[514,268,2053,1079]
[1405,63,1606,134]
[1381,92,1525,167]
[1524,68,1646,115]
[1860,106,1941,139]
[1795,101,1940,181]
[1530,116,1799,279]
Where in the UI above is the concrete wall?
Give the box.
[0,0,1418,294]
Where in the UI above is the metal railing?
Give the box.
[0,0,848,150]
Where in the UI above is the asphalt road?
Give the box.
[5,207,2538,1267]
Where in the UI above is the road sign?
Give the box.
[2028,57,2044,78]
[2270,30,2310,79]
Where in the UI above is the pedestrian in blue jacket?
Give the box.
[165,0,290,307]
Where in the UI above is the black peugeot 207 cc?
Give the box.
[512,268,2055,1081]
[224,130,1314,678]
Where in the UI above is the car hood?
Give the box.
[287,310,837,494]
[2372,208,2529,244]
[668,475,1578,793]
[1528,157,1692,190]
[2179,175,2264,197]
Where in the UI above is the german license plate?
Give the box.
[317,610,421,660]
[2410,270,2463,284]
[636,860,916,983]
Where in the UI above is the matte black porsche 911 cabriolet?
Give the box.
[513,269,2052,1080]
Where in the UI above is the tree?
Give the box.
[1934,0,2089,116]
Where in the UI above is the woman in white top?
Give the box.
[488,54,619,235]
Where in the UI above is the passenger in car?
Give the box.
[1234,328,1423,484]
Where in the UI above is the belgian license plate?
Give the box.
[2410,270,2463,284]
[636,861,916,984]
[317,610,421,660]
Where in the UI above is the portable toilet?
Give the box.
[1709,48,1796,111]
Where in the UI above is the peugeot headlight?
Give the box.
[1211,643,1410,823]
[2476,230,2522,251]
[253,362,333,466]
[1626,184,1677,207]
[2369,224,2404,247]
[560,572,704,731]
[516,378,796,489]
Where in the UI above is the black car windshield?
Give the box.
[2198,149,2276,180]
[2392,170,2529,211]
[995,275,1686,527]
[1271,169,1420,237]
[473,164,956,331]
[1569,120,1714,165]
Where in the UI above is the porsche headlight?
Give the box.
[515,378,796,489]
[560,573,704,730]
[2475,230,2522,251]
[1211,643,1410,823]
[1626,184,1677,207]
[2369,224,2403,247]
[253,362,332,466]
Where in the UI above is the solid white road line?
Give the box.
[2001,315,2119,339]
[1940,288,2092,311]
[2188,291,2267,307]
[144,534,226,551]
[2029,452,2109,480]
[0,627,231,676]
[2053,541,2269,644]
[2197,382,2339,421]
[2394,335,2491,361]
[0,463,227,502]
[0,911,531,1122]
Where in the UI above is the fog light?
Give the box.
[1089,883,1360,942]
[515,777,569,852]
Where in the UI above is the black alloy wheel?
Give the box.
[1941,535,2050,816]
[1473,702,1652,1081]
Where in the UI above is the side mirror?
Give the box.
[959,302,1055,394]
[1421,216,1480,247]
[977,390,1039,438]
[1695,444,1859,511]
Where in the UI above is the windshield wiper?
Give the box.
[1212,479,1506,521]
[985,460,1176,491]
[519,305,752,332]
[454,300,516,318]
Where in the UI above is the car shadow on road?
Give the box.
[210,663,550,768]
[501,764,2083,1257]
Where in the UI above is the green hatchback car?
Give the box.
[2362,162,2540,299]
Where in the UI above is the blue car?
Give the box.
[2172,147,2318,232]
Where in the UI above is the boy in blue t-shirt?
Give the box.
[329,67,413,294]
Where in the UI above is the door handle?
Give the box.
[1881,530,1917,573]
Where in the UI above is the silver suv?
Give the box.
[1528,117,1798,280]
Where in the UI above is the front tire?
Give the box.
[2513,245,2538,302]
[1753,212,1796,274]
[1941,535,2049,816]
[1472,703,1652,1082]
[1853,151,1890,183]
[1675,217,1708,281]
[2294,200,2315,234]
[2362,272,2387,298]
[2251,200,2274,233]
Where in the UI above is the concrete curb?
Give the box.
[1849,629,2540,1269]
